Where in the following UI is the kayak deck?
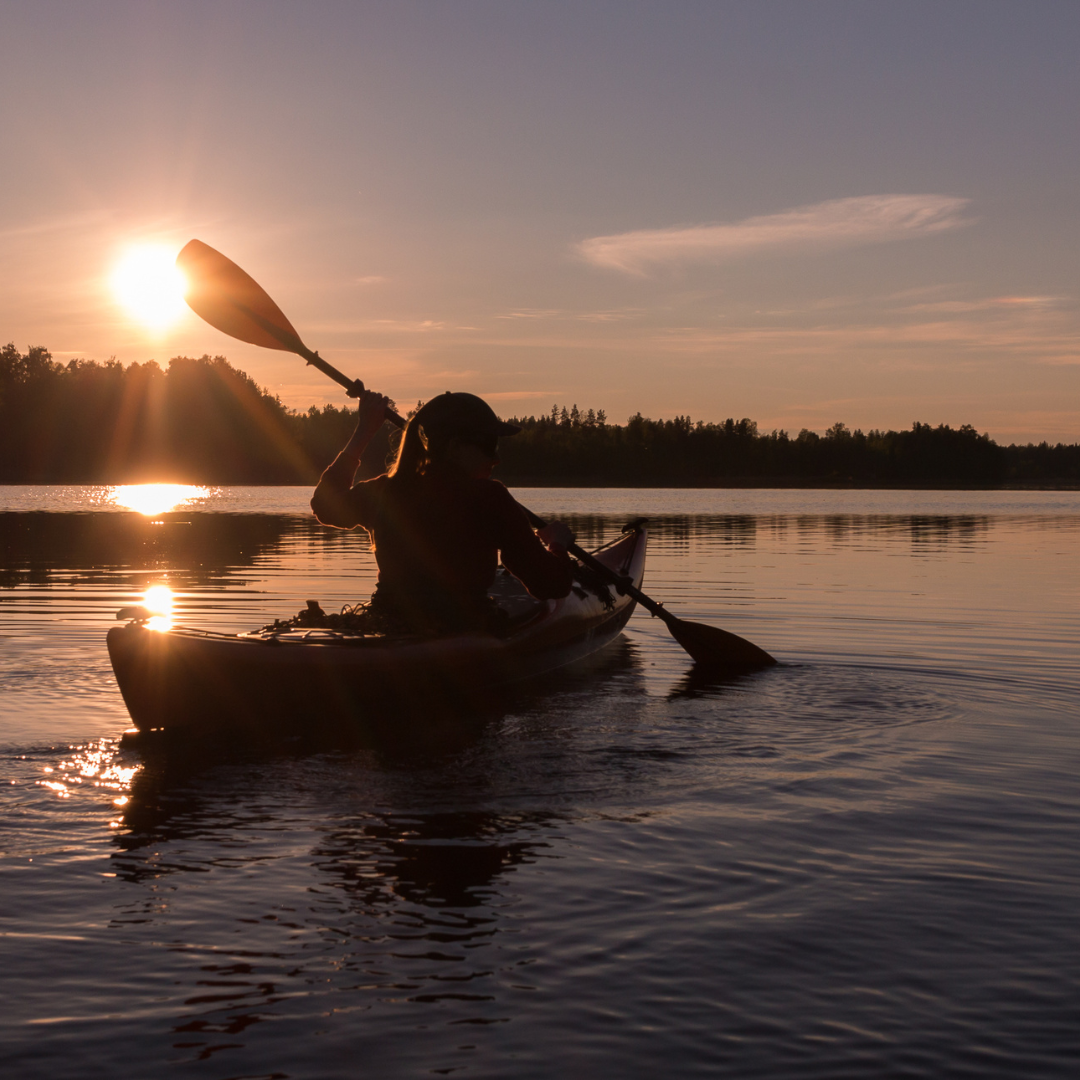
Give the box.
[107,523,648,734]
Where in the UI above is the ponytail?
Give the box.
[387,393,490,484]
[387,414,427,482]
[387,400,453,483]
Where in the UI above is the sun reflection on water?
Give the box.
[110,484,209,515]
[143,583,174,632]
[35,739,141,809]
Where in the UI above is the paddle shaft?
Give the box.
[516,505,662,611]
[232,298,411,426]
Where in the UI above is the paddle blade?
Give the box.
[177,239,306,355]
[666,616,777,671]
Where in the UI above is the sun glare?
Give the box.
[111,244,188,331]
[143,584,174,632]
[111,484,207,515]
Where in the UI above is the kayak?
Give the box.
[107,522,648,735]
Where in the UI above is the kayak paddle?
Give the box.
[176,239,776,671]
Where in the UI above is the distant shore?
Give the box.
[5,479,1077,491]
[502,478,1080,491]
[4,347,1077,488]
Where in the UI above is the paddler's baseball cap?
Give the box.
[416,392,521,440]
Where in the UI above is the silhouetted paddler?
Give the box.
[312,390,574,633]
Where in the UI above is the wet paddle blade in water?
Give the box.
[665,615,777,671]
[177,239,306,355]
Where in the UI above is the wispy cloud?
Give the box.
[577,308,645,323]
[578,194,973,274]
[646,314,1080,366]
[312,317,449,334]
[483,389,561,401]
[900,295,1061,314]
[494,307,645,324]
[495,309,563,320]
[0,210,111,241]
[427,369,480,381]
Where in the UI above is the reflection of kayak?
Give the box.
[107,523,648,734]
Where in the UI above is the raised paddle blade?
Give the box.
[666,616,777,671]
[177,239,306,355]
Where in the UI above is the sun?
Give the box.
[111,244,188,331]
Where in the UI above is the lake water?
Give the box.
[1,485,1078,1078]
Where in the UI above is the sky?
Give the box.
[1,0,1078,442]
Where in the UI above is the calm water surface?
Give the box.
[1,485,1078,1078]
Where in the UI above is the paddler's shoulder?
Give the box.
[443,474,517,512]
[350,471,392,495]
[476,478,528,521]
[476,477,514,500]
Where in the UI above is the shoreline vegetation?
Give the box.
[3,345,1078,488]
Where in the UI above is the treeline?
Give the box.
[1,344,1077,486]
[497,407,1080,486]
[0,345,380,484]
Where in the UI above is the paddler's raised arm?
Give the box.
[311,388,391,528]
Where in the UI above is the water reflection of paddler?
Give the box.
[312,389,575,634]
